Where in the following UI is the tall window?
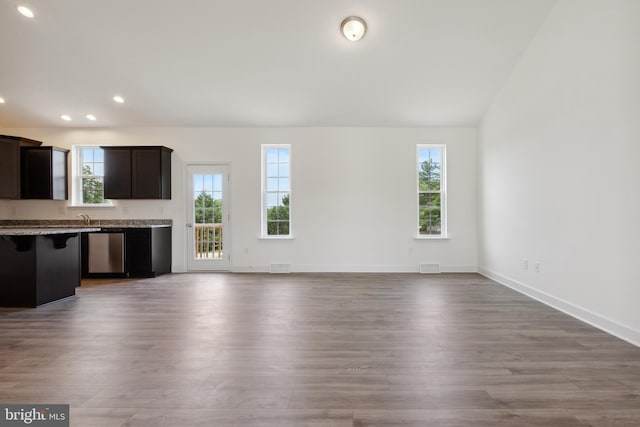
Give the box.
[75,146,110,205]
[262,144,291,237]
[417,144,446,237]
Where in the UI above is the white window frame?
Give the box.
[261,144,292,238]
[416,144,447,239]
[71,145,113,207]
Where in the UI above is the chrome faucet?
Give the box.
[77,213,91,225]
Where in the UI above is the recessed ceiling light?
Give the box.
[112,95,125,104]
[0,97,5,104]
[61,115,72,122]
[86,114,97,121]
[17,6,34,18]
[341,16,367,41]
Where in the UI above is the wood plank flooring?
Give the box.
[1,273,640,426]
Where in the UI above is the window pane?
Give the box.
[267,178,278,191]
[266,163,278,177]
[278,163,289,177]
[278,177,289,192]
[418,160,441,191]
[419,193,441,207]
[278,148,290,163]
[82,149,93,163]
[278,221,290,235]
[213,199,222,223]
[266,148,278,162]
[94,163,104,176]
[213,175,222,192]
[267,221,278,235]
[193,175,204,193]
[278,206,289,221]
[82,163,93,175]
[418,148,441,164]
[203,175,213,191]
[266,193,278,207]
[82,177,104,204]
[93,149,104,162]
[270,206,281,220]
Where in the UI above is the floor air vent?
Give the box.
[419,263,441,274]
[270,263,291,274]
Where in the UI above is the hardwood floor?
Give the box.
[1,273,640,426]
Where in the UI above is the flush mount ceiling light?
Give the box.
[341,16,367,41]
[112,95,125,104]
[60,114,71,122]
[17,5,35,18]
[0,97,5,104]
[86,114,96,121]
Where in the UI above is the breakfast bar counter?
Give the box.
[0,227,99,307]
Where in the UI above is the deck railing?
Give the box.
[194,224,223,259]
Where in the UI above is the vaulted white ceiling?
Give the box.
[0,0,556,128]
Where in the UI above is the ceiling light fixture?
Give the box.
[86,114,96,121]
[61,114,71,121]
[112,95,125,104]
[0,97,5,104]
[17,6,34,18]
[341,16,367,41]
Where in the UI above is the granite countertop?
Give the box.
[0,227,101,236]
[0,219,172,229]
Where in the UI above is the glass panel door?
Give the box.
[186,164,230,271]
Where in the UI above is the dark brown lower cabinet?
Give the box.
[125,227,172,277]
[81,227,171,278]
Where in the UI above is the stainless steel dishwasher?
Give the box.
[87,231,125,273]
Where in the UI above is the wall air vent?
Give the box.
[419,263,441,274]
[270,263,291,274]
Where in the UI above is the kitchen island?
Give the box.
[0,227,99,307]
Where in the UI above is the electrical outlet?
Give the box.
[523,259,529,270]
[534,262,540,273]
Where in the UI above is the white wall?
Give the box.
[0,127,478,273]
[479,0,640,344]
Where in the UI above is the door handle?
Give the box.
[186,223,193,228]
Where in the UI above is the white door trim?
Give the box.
[184,162,231,271]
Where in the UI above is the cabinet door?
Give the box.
[20,147,68,200]
[0,139,20,199]
[104,148,132,199]
[125,228,152,276]
[21,148,52,199]
[132,149,161,198]
[51,149,68,200]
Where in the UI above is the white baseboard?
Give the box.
[479,266,640,348]
[171,264,186,273]
[230,264,477,274]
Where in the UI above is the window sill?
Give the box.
[259,236,295,240]
[414,235,450,240]
[67,204,116,209]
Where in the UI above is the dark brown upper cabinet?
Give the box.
[20,146,69,200]
[102,146,173,199]
[0,135,42,199]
